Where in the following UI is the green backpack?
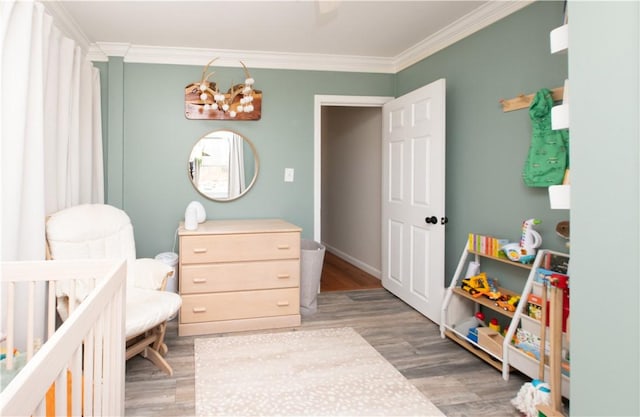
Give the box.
[522,88,569,187]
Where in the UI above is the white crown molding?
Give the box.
[109,44,396,73]
[96,42,131,58]
[87,45,109,63]
[46,0,533,73]
[393,0,535,72]
[40,1,91,52]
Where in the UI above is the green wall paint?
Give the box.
[396,1,570,292]
[106,57,124,208]
[93,61,109,191]
[570,2,639,415]
[97,2,640,413]
[107,63,393,257]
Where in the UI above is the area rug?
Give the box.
[194,327,444,416]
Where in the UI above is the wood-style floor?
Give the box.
[125,273,531,417]
[320,251,382,292]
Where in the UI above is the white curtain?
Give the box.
[228,133,246,199]
[1,0,104,262]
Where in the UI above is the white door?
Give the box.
[381,79,446,324]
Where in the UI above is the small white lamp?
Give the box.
[184,201,206,230]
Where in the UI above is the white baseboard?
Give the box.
[322,243,382,280]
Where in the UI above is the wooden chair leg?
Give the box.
[142,346,174,376]
[152,322,168,352]
[127,321,173,375]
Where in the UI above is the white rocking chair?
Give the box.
[46,204,182,375]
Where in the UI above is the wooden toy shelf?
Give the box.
[440,237,570,397]
[467,250,533,270]
[442,328,505,372]
[451,286,520,319]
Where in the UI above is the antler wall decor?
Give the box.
[185,58,262,120]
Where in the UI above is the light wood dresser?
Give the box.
[177,219,302,336]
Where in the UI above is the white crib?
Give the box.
[0,259,127,416]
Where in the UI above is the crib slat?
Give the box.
[103,306,112,414]
[110,288,125,417]
[71,345,83,417]
[83,328,95,417]
[103,303,113,414]
[115,285,126,414]
[54,369,67,417]
[27,281,35,361]
[69,283,76,317]
[6,282,15,370]
[93,312,104,415]
[33,397,45,417]
[47,281,56,339]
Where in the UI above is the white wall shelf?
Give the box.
[550,24,568,54]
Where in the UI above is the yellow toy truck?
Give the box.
[461,272,502,300]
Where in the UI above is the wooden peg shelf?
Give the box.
[500,87,564,112]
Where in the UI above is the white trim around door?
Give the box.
[313,95,393,242]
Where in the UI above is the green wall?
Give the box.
[102,64,393,257]
[98,1,640,413]
[396,1,570,292]
[101,2,570,283]
[570,1,639,415]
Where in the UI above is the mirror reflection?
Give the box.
[188,130,259,201]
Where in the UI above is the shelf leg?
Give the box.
[549,285,563,413]
[440,242,471,338]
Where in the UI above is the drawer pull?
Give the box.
[192,307,207,313]
[277,245,290,250]
[192,277,207,284]
[277,274,290,279]
[276,301,290,307]
[192,248,208,254]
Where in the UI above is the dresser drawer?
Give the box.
[181,260,299,294]
[180,232,299,264]
[180,288,300,324]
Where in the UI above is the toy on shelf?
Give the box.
[486,277,502,300]
[468,233,510,258]
[461,278,481,297]
[460,272,502,300]
[502,218,543,264]
[489,318,501,332]
[496,294,521,312]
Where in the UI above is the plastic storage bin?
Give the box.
[299,239,326,315]
[155,252,179,294]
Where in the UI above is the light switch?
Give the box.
[284,168,294,182]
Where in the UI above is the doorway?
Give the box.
[314,95,392,291]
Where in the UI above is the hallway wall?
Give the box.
[321,106,382,277]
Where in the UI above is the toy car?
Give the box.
[495,295,521,312]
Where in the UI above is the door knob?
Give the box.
[441,216,449,225]
[425,216,437,224]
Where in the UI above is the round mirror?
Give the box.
[188,129,259,201]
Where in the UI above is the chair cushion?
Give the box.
[125,288,182,338]
[48,204,183,336]
[47,204,136,260]
[132,258,173,290]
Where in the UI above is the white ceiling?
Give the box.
[46,1,532,72]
